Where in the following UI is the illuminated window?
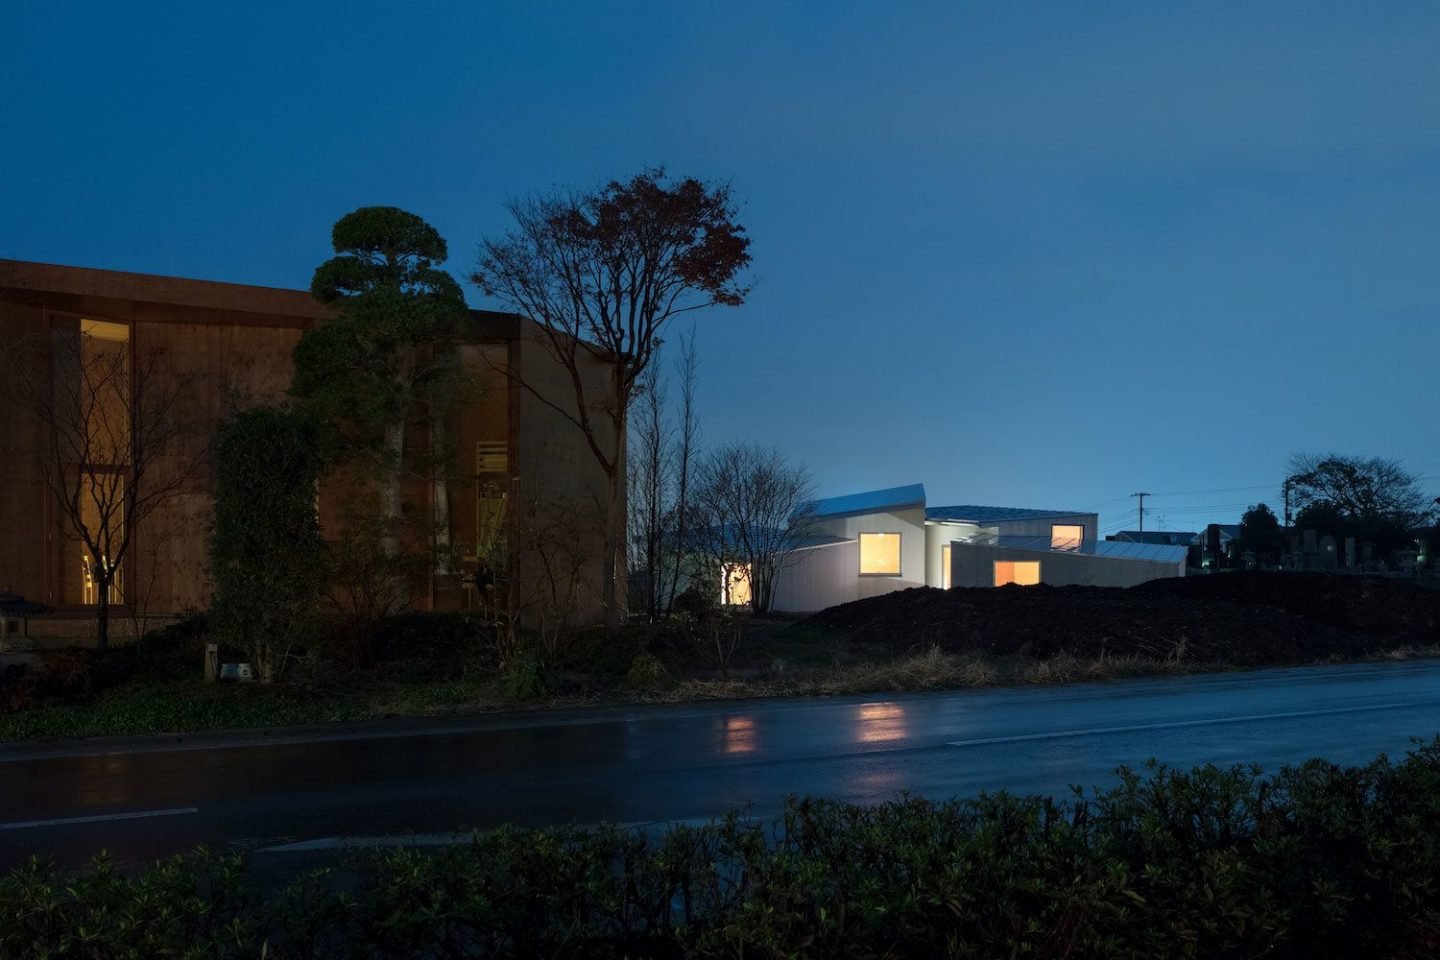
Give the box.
[65,472,125,606]
[476,481,508,568]
[720,563,751,606]
[940,544,951,588]
[994,560,1041,586]
[1051,524,1084,552]
[859,533,901,575]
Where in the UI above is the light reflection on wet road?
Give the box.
[2,659,1438,868]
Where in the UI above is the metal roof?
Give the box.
[807,484,926,519]
[1108,531,1199,546]
[957,536,1189,564]
[926,504,1093,524]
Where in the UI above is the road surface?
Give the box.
[2,659,1438,870]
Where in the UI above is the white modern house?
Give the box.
[765,484,1187,613]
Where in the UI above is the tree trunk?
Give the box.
[432,416,452,576]
[602,418,627,627]
[95,579,111,651]
[602,468,624,627]
[381,418,406,558]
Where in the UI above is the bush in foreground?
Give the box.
[6,741,1440,958]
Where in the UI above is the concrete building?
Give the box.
[767,484,1186,612]
[0,259,616,639]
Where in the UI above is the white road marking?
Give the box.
[947,702,1421,748]
[0,806,199,830]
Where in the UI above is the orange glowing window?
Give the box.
[994,560,1041,586]
[941,544,952,588]
[720,563,751,606]
[1051,524,1084,551]
[859,533,901,575]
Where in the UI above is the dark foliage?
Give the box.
[210,405,329,682]
[7,743,1440,957]
[1238,502,1285,559]
[798,572,1440,665]
[0,615,209,714]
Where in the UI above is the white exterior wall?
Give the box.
[770,541,860,612]
[949,540,1184,588]
[774,506,927,612]
[989,514,1099,542]
[924,521,985,587]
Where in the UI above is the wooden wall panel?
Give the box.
[0,300,54,603]
[130,318,299,613]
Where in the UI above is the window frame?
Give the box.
[1050,523,1085,552]
[858,531,903,577]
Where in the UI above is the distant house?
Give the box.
[764,484,1186,613]
[0,259,617,638]
[1108,529,1201,567]
[1108,530,1199,547]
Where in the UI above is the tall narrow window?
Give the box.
[1050,524,1084,552]
[859,532,901,575]
[58,318,132,606]
[720,563,751,606]
[476,480,508,570]
[994,560,1041,586]
[940,544,952,588]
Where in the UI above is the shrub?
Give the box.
[500,654,547,701]
[623,651,671,692]
[8,743,1440,957]
[0,651,92,714]
[210,405,329,683]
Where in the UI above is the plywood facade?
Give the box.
[0,260,616,631]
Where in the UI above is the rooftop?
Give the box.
[926,504,1093,524]
[0,258,522,336]
[1108,530,1199,546]
[983,536,1190,564]
[806,484,927,519]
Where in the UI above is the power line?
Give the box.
[1146,483,1283,497]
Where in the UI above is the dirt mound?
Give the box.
[793,573,1440,667]
[1136,572,1440,642]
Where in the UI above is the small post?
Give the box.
[204,643,219,682]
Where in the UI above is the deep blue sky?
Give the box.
[5,1,1438,534]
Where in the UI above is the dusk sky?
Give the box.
[5,1,1438,535]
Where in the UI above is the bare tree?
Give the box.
[663,330,701,615]
[628,360,671,620]
[473,169,751,626]
[1288,454,1433,530]
[3,325,200,649]
[472,483,595,665]
[690,443,816,614]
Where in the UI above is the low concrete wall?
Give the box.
[949,541,1183,588]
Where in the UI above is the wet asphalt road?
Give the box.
[2,659,1438,870]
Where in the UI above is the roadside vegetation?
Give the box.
[3,571,1437,743]
[7,742,1440,958]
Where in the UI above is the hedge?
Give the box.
[6,741,1440,958]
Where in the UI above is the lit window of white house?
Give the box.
[1050,524,1084,552]
[721,563,751,606]
[994,560,1041,586]
[940,544,951,588]
[859,533,901,575]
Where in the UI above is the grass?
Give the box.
[7,621,1435,744]
[0,644,1220,744]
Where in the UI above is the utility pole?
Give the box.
[1131,492,1150,534]
[1283,477,1293,527]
